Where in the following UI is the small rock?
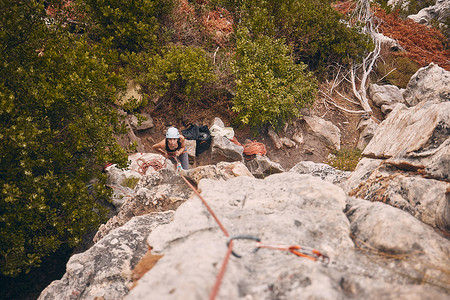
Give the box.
[268,127,283,149]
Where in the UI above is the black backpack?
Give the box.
[182,124,211,156]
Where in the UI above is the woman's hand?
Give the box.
[175,149,183,157]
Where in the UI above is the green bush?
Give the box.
[232,28,317,131]
[374,55,421,88]
[326,148,362,171]
[124,45,217,105]
[81,0,175,53]
[216,0,372,72]
[0,1,128,277]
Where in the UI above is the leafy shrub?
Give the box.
[326,148,362,171]
[231,28,317,131]
[124,45,217,105]
[82,0,175,53]
[374,55,421,88]
[0,2,128,277]
[216,0,372,73]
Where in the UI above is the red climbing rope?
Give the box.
[243,140,266,156]
[229,137,267,158]
[136,157,166,175]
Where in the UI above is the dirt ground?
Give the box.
[136,82,384,171]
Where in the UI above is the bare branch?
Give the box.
[319,90,367,114]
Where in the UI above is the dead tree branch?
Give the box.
[329,0,382,114]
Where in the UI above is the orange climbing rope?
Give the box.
[136,157,166,174]
[243,140,266,156]
[229,137,267,158]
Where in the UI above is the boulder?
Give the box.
[289,161,350,186]
[211,135,244,163]
[118,80,143,106]
[373,32,404,51]
[245,154,285,178]
[368,83,405,107]
[403,63,450,107]
[127,113,154,131]
[185,139,196,163]
[208,117,244,164]
[345,100,450,230]
[345,197,449,269]
[303,116,341,151]
[292,129,304,145]
[356,115,378,151]
[408,0,450,26]
[38,212,174,300]
[363,101,449,165]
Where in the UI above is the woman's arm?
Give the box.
[175,136,186,157]
[152,140,167,156]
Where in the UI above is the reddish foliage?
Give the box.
[173,0,233,47]
[375,8,450,71]
[334,1,449,71]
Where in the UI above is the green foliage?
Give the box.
[81,0,175,53]
[217,0,373,72]
[326,148,362,171]
[124,45,217,104]
[0,0,128,277]
[123,177,140,189]
[232,28,317,131]
[374,55,421,88]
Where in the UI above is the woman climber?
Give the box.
[152,127,189,170]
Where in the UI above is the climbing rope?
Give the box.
[136,156,167,174]
[226,235,329,263]
[229,137,267,159]
[243,140,266,157]
[177,172,329,300]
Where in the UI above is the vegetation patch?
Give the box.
[326,148,362,171]
[374,55,421,88]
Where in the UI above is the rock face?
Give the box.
[362,101,449,164]
[403,63,450,107]
[94,168,190,243]
[408,0,450,26]
[346,99,450,231]
[125,173,449,300]
[39,212,174,300]
[94,162,253,243]
[289,160,350,186]
[40,171,450,300]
